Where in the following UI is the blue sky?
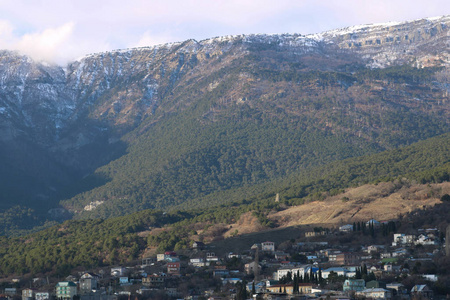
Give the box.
[0,0,449,64]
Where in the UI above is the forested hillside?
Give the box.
[61,63,449,220]
[0,132,448,276]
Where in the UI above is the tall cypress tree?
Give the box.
[293,274,298,294]
[363,264,368,278]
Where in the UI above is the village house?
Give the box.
[213,269,230,277]
[366,280,387,289]
[228,252,240,259]
[157,251,178,262]
[386,283,408,297]
[307,254,318,260]
[367,245,385,253]
[392,234,415,246]
[266,283,314,295]
[411,284,433,299]
[266,284,294,294]
[141,257,154,266]
[328,252,360,265]
[142,274,165,287]
[79,272,98,294]
[383,264,401,273]
[392,248,408,257]
[35,291,50,300]
[321,267,348,279]
[261,241,275,252]
[22,288,36,300]
[5,288,17,297]
[165,287,179,298]
[343,279,365,292]
[422,274,438,282]
[251,243,260,251]
[119,277,131,286]
[274,252,289,261]
[323,249,341,257]
[366,219,381,227]
[298,283,314,294]
[357,288,392,299]
[167,262,181,276]
[305,230,329,237]
[111,267,127,277]
[339,224,354,232]
[192,241,205,250]
[275,265,310,280]
[136,287,152,297]
[55,281,77,299]
[206,252,219,262]
[189,257,210,267]
[244,261,261,275]
[415,233,439,246]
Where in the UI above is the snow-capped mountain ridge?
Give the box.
[0,15,448,145]
[315,15,449,38]
[72,15,449,67]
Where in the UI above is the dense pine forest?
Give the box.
[0,132,448,276]
[59,64,449,221]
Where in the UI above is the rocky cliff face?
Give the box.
[0,16,449,228]
[2,16,448,147]
[319,16,450,68]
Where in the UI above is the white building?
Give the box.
[275,265,310,280]
[321,267,348,279]
[357,288,392,299]
[392,234,415,246]
[415,234,438,246]
[111,267,127,277]
[189,258,210,267]
[35,292,50,300]
[261,241,275,252]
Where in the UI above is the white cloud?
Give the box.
[14,22,75,64]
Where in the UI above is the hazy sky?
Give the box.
[0,0,449,64]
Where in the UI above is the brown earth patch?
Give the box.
[269,181,448,227]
